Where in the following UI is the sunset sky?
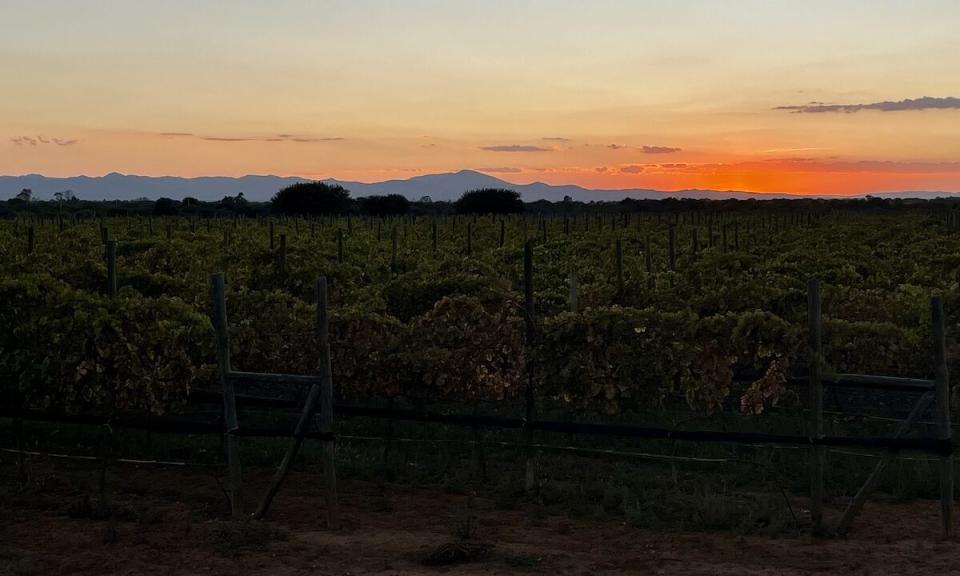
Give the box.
[2,1,959,195]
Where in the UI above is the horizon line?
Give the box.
[1,169,955,198]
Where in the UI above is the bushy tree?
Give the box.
[359,194,410,216]
[154,197,180,216]
[454,188,524,214]
[271,182,352,215]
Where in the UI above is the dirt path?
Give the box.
[2,463,959,575]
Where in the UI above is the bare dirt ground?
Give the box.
[2,461,959,576]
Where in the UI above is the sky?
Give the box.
[2,0,960,195]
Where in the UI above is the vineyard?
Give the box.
[3,205,960,571]
[5,209,959,415]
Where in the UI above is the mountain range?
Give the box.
[1,170,957,202]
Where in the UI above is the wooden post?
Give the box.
[432,220,439,255]
[933,296,953,538]
[337,228,344,264]
[466,222,472,255]
[808,279,824,532]
[26,226,35,255]
[269,221,275,250]
[568,273,578,313]
[644,234,653,286]
[278,234,287,275]
[391,226,398,271]
[498,219,505,248]
[615,235,624,297]
[668,225,676,271]
[523,242,537,494]
[317,278,340,528]
[105,240,118,298]
[210,274,243,517]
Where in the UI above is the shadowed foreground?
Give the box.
[2,461,957,576]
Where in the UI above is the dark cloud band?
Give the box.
[776,96,960,114]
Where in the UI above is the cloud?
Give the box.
[619,165,645,174]
[167,132,344,143]
[542,137,571,142]
[606,144,681,153]
[775,96,960,114]
[659,163,688,168]
[11,135,78,147]
[595,166,608,173]
[480,144,552,152]
[477,167,522,173]
[641,145,681,154]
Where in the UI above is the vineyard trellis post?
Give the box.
[210,273,244,517]
[106,240,118,298]
[523,241,537,493]
[933,296,953,537]
[569,273,578,313]
[808,278,824,531]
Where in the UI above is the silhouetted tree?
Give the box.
[271,182,352,215]
[358,194,410,216]
[15,189,32,202]
[154,197,180,216]
[454,188,524,214]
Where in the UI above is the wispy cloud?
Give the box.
[202,136,253,142]
[476,166,522,173]
[542,137,571,142]
[620,165,645,174]
[163,132,344,143]
[11,135,78,147]
[775,96,960,114]
[480,144,552,152]
[641,145,681,154]
[607,144,681,154]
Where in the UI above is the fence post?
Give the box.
[337,228,344,264]
[933,296,953,538]
[278,234,287,275]
[105,240,118,298]
[808,279,824,532]
[668,224,676,271]
[523,241,537,494]
[210,273,243,517]
[569,273,578,313]
[615,235,624,297]
[27,226,35,255]
[317,277,340,528]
